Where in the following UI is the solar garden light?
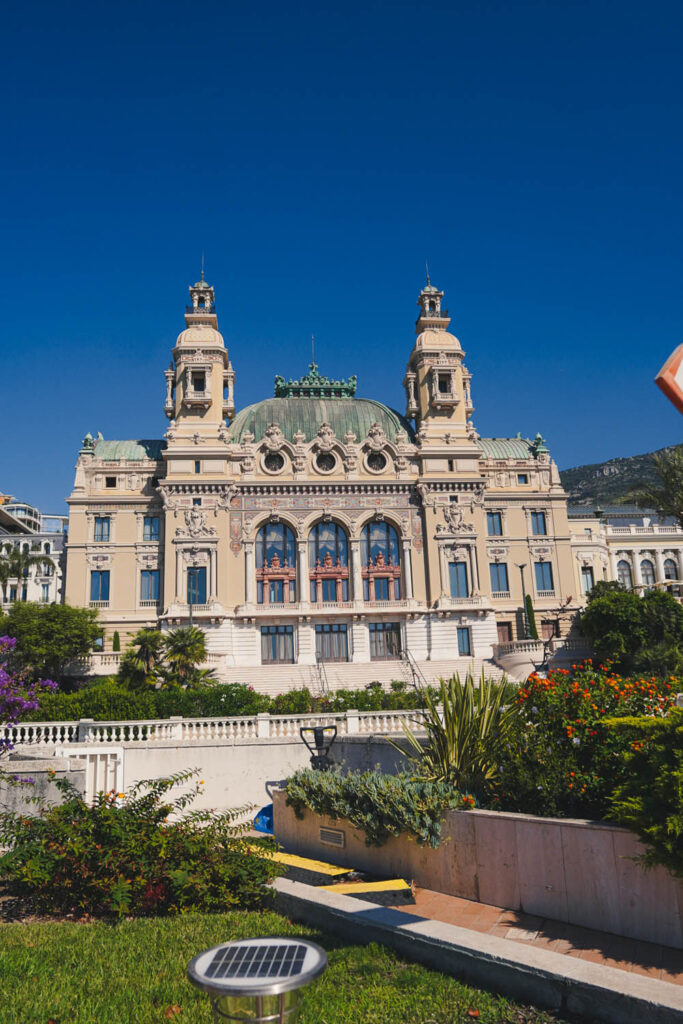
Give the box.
[188,937,327,1023]
[299,724,337,770]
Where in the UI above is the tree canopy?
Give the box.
[580,582,683,674]
[0,603,101,682]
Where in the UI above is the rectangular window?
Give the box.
[187,566,207,605]
[534,561,554,593]
[315,624,349,662]
[192,498,202,507]
[531,511,547,535]
[192,372,205,392]
[486,511,503,536]
[448,561,469,598]
[369,621,401,660]
[581,565,595,595]
[447,459,455,472]
[438,373,451,394]
[141,570,159,602]
[94,516,110,541]
[261,625,294,664]
[143,515,159,541]
[374,577,390,601]
[517,474,528,485]
[41,583,50,603]
[194,460,201,474]
[457,627,471,656]
[105,476,116,488]
[541,619,559,640]
[9,586,17,602]
[90,570,110,602]
[489,562,509,593]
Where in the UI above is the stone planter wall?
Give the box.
[273,790,683,949]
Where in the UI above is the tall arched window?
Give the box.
[256,522,296,604]
[664,558,678,580]
[361,522,401,601]
[617,559,633,589]
[44,542,51,555]
[308,522,349,603]
[640,559,655,588]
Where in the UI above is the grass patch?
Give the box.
[0,910,574,1024]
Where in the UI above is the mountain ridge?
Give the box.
[559,443,683,507]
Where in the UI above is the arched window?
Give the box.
[308,522,349,603]
[664,558,678,580]
[361,521,401,601]
[640,559,655,588]
[617,559,633,589]
[44,542,50,555]
[255,522,296,604]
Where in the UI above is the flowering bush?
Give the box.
[494,661,677,818]
[0,636,57,755]
[0,769,283,917]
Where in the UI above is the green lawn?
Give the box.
[0,910,573,1024]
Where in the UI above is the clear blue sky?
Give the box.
[2,0,681,513]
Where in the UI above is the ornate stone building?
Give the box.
[65,275,580,689]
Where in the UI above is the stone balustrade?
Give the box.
[4,707,427,749]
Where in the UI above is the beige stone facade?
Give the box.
[65,276,581,686]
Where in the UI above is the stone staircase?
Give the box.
[210,657,512,696]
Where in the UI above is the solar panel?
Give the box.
[187,937,327,998]
[206,942,308,980]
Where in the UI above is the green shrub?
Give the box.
[495,662,677,818]
[112,631,121,652]
[285,767,474,848]
[607,709,683,877]
[580,584,683,674]
[0,769,283,917]
[391,671,521,800]
[31,679,434,722]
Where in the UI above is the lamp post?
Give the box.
[188,936,328,1023]
[516,562,530,639]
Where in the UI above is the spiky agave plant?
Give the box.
[388,669,520,799]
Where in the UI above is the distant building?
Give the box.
[570,506,683,597]
[65,275,583,689]
[0,497,67,606]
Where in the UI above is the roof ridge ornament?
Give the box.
[273,362,357,398]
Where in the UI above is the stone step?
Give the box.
[209,658,512,696]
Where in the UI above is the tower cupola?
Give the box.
[416,276,451,333]
[186,271,217,328]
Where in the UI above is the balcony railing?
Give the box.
[536,590,556,598]
[492,591,511,599]
[186,304,215,314]
[139,600,160,608]
[89,600,109,608]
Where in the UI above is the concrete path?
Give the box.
[392,886,683,986]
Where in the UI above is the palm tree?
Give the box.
[632,448,683,530]
[130,628,164,675]
[162,626,207,685]
[0,543,54,603]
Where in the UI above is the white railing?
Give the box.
[139,600,159,608]
[494,640,544,656]
[89,600,109,608]
[4,707,426,749]
[536,590,555,598]
[492,591,510,599]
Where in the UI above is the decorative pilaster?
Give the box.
[297,540,309,608]
[244,540,255,605]
[654,549,666,582]
[350,539,362,604]
[632,553,643,587]
[401,539,414,601]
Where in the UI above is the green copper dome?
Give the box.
[227,397,415,445]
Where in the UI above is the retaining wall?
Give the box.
[273,790,683,949]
